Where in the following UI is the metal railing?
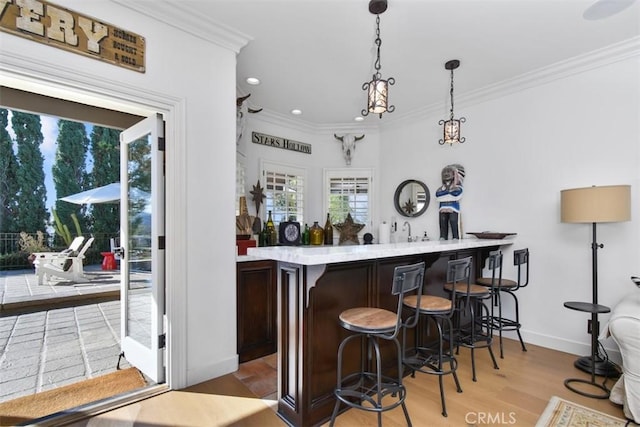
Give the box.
[0,232,119,270]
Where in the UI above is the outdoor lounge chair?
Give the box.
[32,236,85,272]
[36,237,95,285]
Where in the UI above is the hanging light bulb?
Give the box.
[439,59,466,145]
[362,0,395,119]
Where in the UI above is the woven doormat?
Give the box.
[536,396,629,427]
[0,367,146,426]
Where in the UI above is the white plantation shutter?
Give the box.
[261,161,306,227]
[324,169,374,233]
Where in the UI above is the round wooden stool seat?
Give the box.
[339,307,397,333]
[404,294,451,314]
[476,277,517,288]
[444,282,490,296]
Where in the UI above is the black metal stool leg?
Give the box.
[446,316,463,394]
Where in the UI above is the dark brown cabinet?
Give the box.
[236,260,277,363]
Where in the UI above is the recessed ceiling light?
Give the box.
[354,116,364,122]
[291,109,302,115]
[246,77,260,85]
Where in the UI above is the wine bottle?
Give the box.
[324,213,333,245]
[302,224,310,245]
[260,222,269,246]
[266,211,276,246]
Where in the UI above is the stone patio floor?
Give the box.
[0,266,139,403]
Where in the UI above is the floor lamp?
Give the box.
[561,184,631,399]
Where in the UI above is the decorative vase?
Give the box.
[310,221,324,245]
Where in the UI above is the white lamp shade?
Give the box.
[368,79,389,114]
[561,185,631,223]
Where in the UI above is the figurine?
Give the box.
[436,164,465,240]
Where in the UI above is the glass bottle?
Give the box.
[265,211,276,246]
[260,222,269,246]
[324,213,333,245]
[310,221,324,245]
[302,223,310,245]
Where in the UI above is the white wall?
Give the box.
[378,54,640,360]
[0,0,242,387]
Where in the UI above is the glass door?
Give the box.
[119,113,165,383]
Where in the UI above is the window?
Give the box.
[260,161,306,227]
[324,168,374,232]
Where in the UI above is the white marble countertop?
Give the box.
[247,238,514,266]
[236,254,266,262]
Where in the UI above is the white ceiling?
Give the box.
[183,0,639,126]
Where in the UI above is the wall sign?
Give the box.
[252,131,312,155]
[0,0,145,73]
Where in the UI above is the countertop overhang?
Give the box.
[247,238,514,266]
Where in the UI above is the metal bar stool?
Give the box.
[330,262,425,427]
[444,255,499,382]
[402,257,465,417]
[477,248,529,358]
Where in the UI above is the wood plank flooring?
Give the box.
[67,339,629,426]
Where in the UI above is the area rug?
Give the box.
[0,367,146,426]
[536,396,629,427]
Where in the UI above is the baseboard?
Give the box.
[515,329,622,365]
[186,353,239,387]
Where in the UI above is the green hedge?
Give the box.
[0,252,32,270]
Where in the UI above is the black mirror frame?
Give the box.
[394,179,430,217]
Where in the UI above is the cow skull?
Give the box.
[236,94,263,144]
[334,134,365,165]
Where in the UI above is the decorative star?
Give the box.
[333,213,365,245]
[403,199,416,215]
[250,180,265,216]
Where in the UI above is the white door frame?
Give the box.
[0,51,188,390]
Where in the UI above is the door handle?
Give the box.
[114,247,125,258]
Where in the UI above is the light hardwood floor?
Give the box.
[68,338,628,427]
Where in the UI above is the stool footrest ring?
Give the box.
[564,378,610,399]
[335,372,407,413]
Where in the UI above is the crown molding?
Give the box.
[248,108,379,135]
[110,0,250,53]
[384,36,640,128]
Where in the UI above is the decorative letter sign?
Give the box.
[252,132,312,155]
[0,0,145,72]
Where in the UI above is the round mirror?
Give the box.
[394,179,430,217]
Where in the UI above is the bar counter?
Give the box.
[247,238,514,426]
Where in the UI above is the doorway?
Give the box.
[0,90,168,423]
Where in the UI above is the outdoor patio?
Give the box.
[0,265,148,403]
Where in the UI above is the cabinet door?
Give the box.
[237,260,277,362]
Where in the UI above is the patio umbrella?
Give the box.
[59,182,149,204]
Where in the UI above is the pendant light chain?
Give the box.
[374,15,382,79]
[449,67,455,121]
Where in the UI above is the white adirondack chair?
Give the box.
[36,237,95,285]
[32,236,85,272]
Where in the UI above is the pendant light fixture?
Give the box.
[361,0,395,119]
[439,59,466,145]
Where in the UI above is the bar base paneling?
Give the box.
[236,260,277,363]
